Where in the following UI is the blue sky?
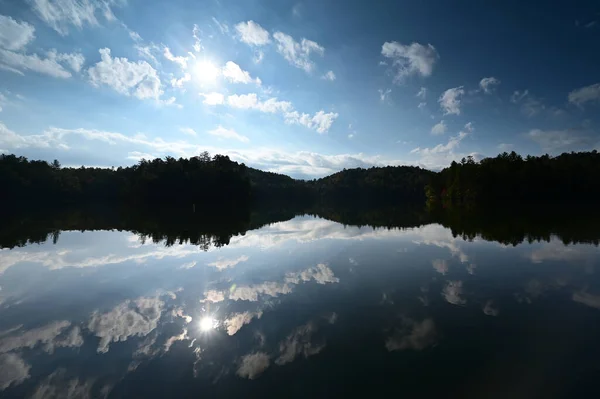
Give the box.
[0,0,599,178]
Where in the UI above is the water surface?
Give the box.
[2,208,600,398]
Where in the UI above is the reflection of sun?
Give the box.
[193,61,219,83]
[199,316,216,331]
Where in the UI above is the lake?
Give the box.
[1,206,600,398]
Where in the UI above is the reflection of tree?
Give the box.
[0,205,306,250]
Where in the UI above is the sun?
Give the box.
[199,316,216,332]
[193,60,220,83]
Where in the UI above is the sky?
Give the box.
[0,0,599,178]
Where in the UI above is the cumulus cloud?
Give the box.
[199,91,224,105]
[568,83,600,107]
[273,31,324,73]
[439,86,465,115]
[163,47,188,69]
[381,41,438,83]
[479,77,500,94]
[224,311,263,335]
[87,296,164,353]
[527,128,591,152]
[29,0,121,35]
[207,126,250,143]
[322,70,336,81]
[510,90,545,117]
[222,61,261,85]
[207,255,249,270]
[385,318,437,351]
[235,20,270,46]
[0,353,30,390]
[275,321,324,365]
[0,48,83,78]
[379,88,391,102]
[170,73,191,88]
[88,48,163,100]
[442,280,466,305]
[0,321,83,354]
[0,15,35,51]
[179,127,197,136]
[285,110,339,134]
[237,352,270,379]
[431,120,447,135]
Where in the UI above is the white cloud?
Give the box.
[207,255,249,270]
[0,353,30,390]
[135,44,160,65]
[163,47,188,69]
[439,86,465,115]
[179,127,197,136]
[412,131,469,156]
[235,20,270,46]
[379,88,391,102]
[171,73,191,88]
[192,24,202,52]
[212,17,229,34]
[479,76,500,94]
[418,102,426,109]
[88,296,164,353]
[463,122,474,132]
[568,83,600,107]
[29,0,121,35]
[381,41,438,83]
[273,31,324,73]
[237,352,270,379]
[285,110,339,134]
[253,50,264,64]
[201,290,225,303]
[199,92,224,105]
[416,87,427,99]
[431,120,447,135]
[207,126,249,143]
[385,318,437,351]
[222,61,261,85]
[224,311,262,335]
[88,48,163,100]
[442,280,466,305]
[527,128,591,152]
[322,70,336,81]
[511,90,545,117]
[0,48,83,78]
[0,15,35,51]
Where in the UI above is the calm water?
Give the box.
[2,208,600,398]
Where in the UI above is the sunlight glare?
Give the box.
[194,61,220,83]
[199,316,215,331]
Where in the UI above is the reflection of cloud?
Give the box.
[0,233,203,274]
[285,263,339,284]
[164,328,188,351]
[207,255,249,271]
[88,297,164,353]
[275,322,324,365]
[573,291,600,310]
[29,369,96,399]
[466,263,477,275]
[413,224,470,263]
[180,261,197,269]
[0,321,83,354]
[203,263,340,302]
[201,290,226,303]
[483,300,499,316]
[385,318,437,351]
[432,259,448,275]
[224,311,263,335]
[237,352,270,379]
[442,280,466,305]
[528,240,599,266]
[0,353,30,390]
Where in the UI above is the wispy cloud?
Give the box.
[381,41,438,83]
[273,31,324,73]
[207,126,249,142]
